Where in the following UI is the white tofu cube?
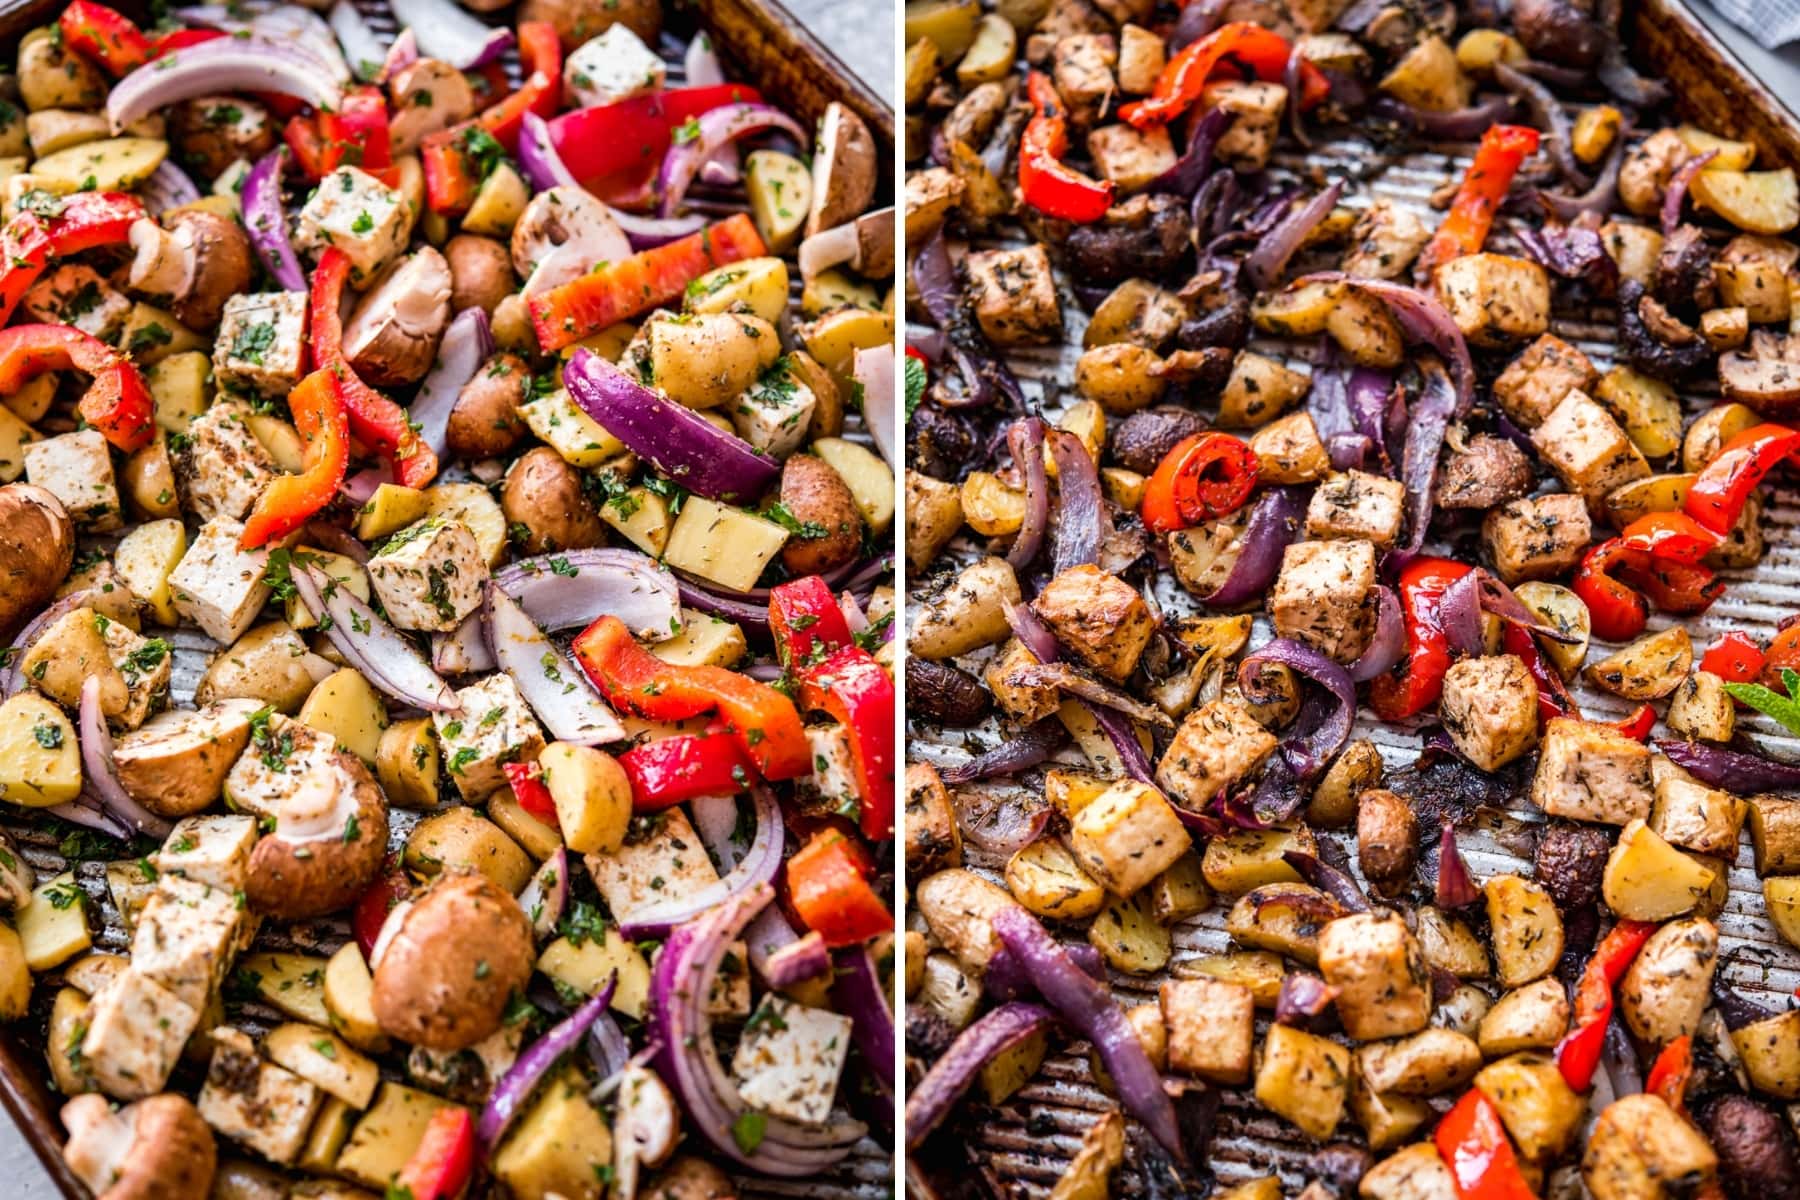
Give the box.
[731,368,817,459]
[799,722,860,820]
[168,519,277,645]
[432,674,546,801]
[152,815,258,894]
[99,619,171,732]
[197,1028,323,1165]
[563,25,666,109]
[79,967,201,1100]
[294,167,408,284]
[367,517,489,632]
[583,808,720,924]
[1270,538,1378,663]
[731,995,854,1125]
[1433,253,1551,348]
[212,292,308,400]
[1439,655,1539,771]
[176,400,278,524]
[130,875,246,1010]
[23,264,130,341]
[24,429,121,531]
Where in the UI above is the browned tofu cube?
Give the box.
[1255,1024,1351,1139]
[1204,81,1287,172]
[1116,24,1164,94]
[904,762,961,878]
[1492,334,1598,429]
[1748,794,1800,875]
[1531,389,1650,502]
[1650,757,1744,856]
[1434,253,1551,348]
[1440,655,1539,771]
[1270,538,1377,663]
[1160,977,1254,1083]
[964,245,1062,347]
[1086,124,1175,192]
[1358,1028,1483,1096]
[1024,0,1110,66]
[1066,779,1193,898]
[1481,493,1592,585]
[1359,1144,1458,1200]
[1531,717,1654,826]
[1155,698,1278,811]
[1286,0,1356,32]
[1305,470,1407,548]
[1343,201,1431,281]
[1250,412,1330,484]
[1032,563,1154,683]
[1318,911,1432,1041]
[1051,33,1116,127]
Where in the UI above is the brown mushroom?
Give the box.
[0,482,74,638]
[644,1156,738,1200]
[806,103,878,239]
[501,446,607,554]
[510,185,628,282]
[446,352,531,460]
[519,0,662,51]
[243,749,390,919]
[343,246,454,387]
[125,210,255,332]
[778,454,864,576]
[371,869,534,1051]
[445,234,516,315]
[62,1092,217,1200]
[1720,333,1800,415]
[387,59,478,155]
[168,96,275,181]
[1356,787,1418,894]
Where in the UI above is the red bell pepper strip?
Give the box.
[1555,918,1657,1091]
[1702,630,1765,683]
[1573,538,1651,644]
[1685,422,1800,535]
[572,615,809,780]
[502,760,559,825]
[59,2,151,76]
[395,1107,476,1200]
[471,20,562,152]
[310,247,438,487]
[419,128,485,218]
[1418,124,1542,275]
[0,192,145,330]
[1609,704,1656,741]
[1018,72,1114,223]
[1646,1035,1693,1113]
[151,28,225,56]
[529,213,767,352]
[801,646,897,841]
[240,369,350,549]
[1575,513,1729,643]
[785,829,892,947]
[547,83,764,189]
[769,576,853,670]
[1620,511,1722,564]
[1500,622,1577,726]
[620,730,757,810]
[1435,1090,1536,1200]
[1369,558,1472,722]
[1121,22,1330,130]
[0,324,153,453]
[283,116,331,183]
[1139,432,1259,534]
[351,855,410,961]
[319,85,395,180]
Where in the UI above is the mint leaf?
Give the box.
[1725,672,1800,736]
[731,1110,767,1154]
[904,354,926,421]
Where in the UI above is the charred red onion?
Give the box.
[1662,149,1718,235]
[1656,740,1800,794]
[1202,487,1306,608]
[480,971,618,1149]
[1007,417,1051,569]
[1436,825,1480,908]
[905,1002,1057,1149]
[939,718,1069,785]
[952,789,1053,856]
[1246,180,1344,291]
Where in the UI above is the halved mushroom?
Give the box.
[243,747,390,920]
[510,185,630,284]
[1720,332,1800,415]
[125,210,254,331]
[113,700,261,819]
[369,869,534,1051]
[61,1092,217,1200]
[797,205,894,284]
[644,1156,738,1200]
[615,1064,681,1198]
[805,102,878,239]
[386,59,478,156]
[343,246,454,387]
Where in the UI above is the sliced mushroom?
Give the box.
[387,59,477,156]
[510,184,631,282]
[125,210,254,331]
[614,1063,681,1198]
[805,102,878,239]
[1720,348,1800,415]
[62,1092,217,1200]
[168,96,274,181]
[343,246,454,387]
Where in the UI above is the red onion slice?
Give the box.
[1006,417,1051,570]
[1274,972,1340,1027]
[141,162,200,217]
[1440,569,1487,658]
[617,787,784,938]
[411,307,492,461]
[744,903,830,988]
[1298,272,1475,416]
[517,111,581,194]
[389,0,513,68]
[484,584,625,746]
[1246,180,1343,291]
[174,3,352,80]
[328,0,387,82]
[78,677,173,840]
[1661,148,1718,235]
[518,847,571,939]
[48,797,130,840]
[938,718,1068,786]
[1004,663,1171,729]
[950,789,1052,856]
[108,36,343,131]
[290,564,459,711]
[1239,639,1355,783]
[1048,430,1106,575]
[905,1002,1057,1149]
[831,945,895,1124]
[431,613,495,675]
[480,971,618,1148]
[684,34,741,186]
[1370,95,1520,140]
[494,549,680,639]
[656,104,807,219]
[675,579,771,635]
[1,589,91,698]
[1204,486,1306,609]
[1395,354,1459,556]
[1656,739,1800,795]
[381,27,418,80]
[1282,850,1371,912]
[1436,825,1479,908]
[243,148,306,292]
[1347,585,1405,682]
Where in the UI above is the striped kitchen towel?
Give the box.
[1707,0,1800,45]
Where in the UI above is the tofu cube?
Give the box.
[176,400,278,524]
[1250,412,1331,484]
[78,967,200,1100]
[1161,977,1254,1083]
[1086,124,1176,192]
[1481,493,1592,585]
[1255,1023,1351,1139]
[964,244,1062,347]
[1205,81,1288,171]
[1318,911,1432,1041]
[800,721,861,819]
[367,517,488,632]
[562,25,666,109]
[197,1028,323,1166]
[99,618,171,732]
[1492,334,1598,429]
[731,366,817,460]
[1343,201,1431,281]
[1433,253,1551,347]
[1305,470,1407,548]
[212,291,307,400]
[1440,655,1539,771]
[731,996,854,1125]
[584,808,720,924]
[23,264,129,341]
[1530,389,1650,501]
[151,815,258,893]
[1116,24,1165,94]
[1032,563,1155,682]
[1050,34,1117,127]
[1067,779,1193,898]
[130,875,246,1010]
[432,673,545,801]
[24,429,121,531]
[1156,698,1279,811]
[1270,538,1378,663]
[168,519,278,645]
[222,716,341,820]
[1531,717,1653,825]
[294,168,408,283]
[1650,756,1745,856]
